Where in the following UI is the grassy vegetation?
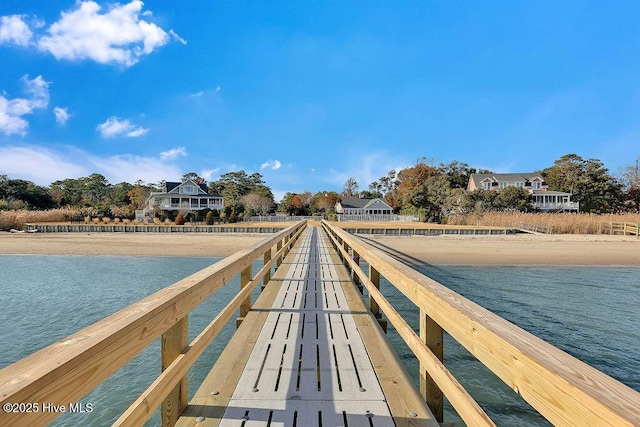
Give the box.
[0,209,77,231]
[448,212,640,234]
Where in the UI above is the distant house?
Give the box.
[145,179,223,216]
[335,196,394,216]
[467,173,579,212]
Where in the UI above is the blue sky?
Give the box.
[1,1,639,201]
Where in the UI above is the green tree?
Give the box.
[50,178,85,207]
[0,177,55,210]
[209,171,273,204]
[495,186,535,211]
[107,182,134,206]
[438,161,478,189]
[543,154,623,213]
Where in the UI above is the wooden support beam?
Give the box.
[276,240,283,269]
[369,265,381,318]
[353,249,362,292]
[161,316,188,427]
[420,310,444,422]
[262,248,272,291]
[238,265,252,326]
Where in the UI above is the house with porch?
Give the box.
[467,173,579,212]
[145,179,223,217]
[335,196,394,215]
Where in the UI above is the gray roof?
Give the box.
[340,196,370,209]
[470,173,545,183]
[165,180,209,193]
[339,196,392,210]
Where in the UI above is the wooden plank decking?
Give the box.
[177,226,437,426]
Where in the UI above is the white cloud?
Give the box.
[260,159,282,170]
[0,144,185,185]
[36,1,184,67]
[0,75,50,136]
[97,116,148,138]
[169,29,186,45]
[0,146,89,184]
[201,168,220,181]
[0,15,33,46]
[53,107,70,124]
[215,86,222,92]
[126,127,149,138]
[21,75,50,109]
[189,91,204,97]
[159,146,187,160]
[90,153,182,184]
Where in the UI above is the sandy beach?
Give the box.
[0,232,266,257]
[1,229,639,265]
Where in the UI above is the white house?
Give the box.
[145,180,223,216]
[335,196,394,215]
[467,173,579,212]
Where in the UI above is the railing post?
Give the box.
[352,249,362,292]
[276,240,283,269]
[284,235,290,256]
[263,248,272,291]
[343,241,350,270]
[237,265,252,327]
[369,265,381,317]
[420,309,444,422]
[161,316,188,427]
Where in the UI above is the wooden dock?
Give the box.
[2,220,640,426]
[176,226,436,426]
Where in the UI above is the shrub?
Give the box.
[175,211,186,225]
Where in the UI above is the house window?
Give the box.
[499,182,508,189]
[515,182,524,188]
[182,185,196,194]
[532,181,541,189]
[483,182,492,190]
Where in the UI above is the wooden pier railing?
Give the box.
[3,219,640,426]
[0,221,307,427]
[321,220,640,426]
[608,221,640,236]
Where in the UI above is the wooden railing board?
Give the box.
[0,222,306,427]
[113,234,301,426]
[322,222,494,426]
[322,220,640,426]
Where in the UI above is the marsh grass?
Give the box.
[0,209,78,231]
[448,212,640,234]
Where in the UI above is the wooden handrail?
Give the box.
[0,221,307,426]
[322,220,640,426]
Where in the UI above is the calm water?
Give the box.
[1,256,639,426]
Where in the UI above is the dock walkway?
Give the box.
[177,226,436,426]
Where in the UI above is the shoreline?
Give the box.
[2,231,639,265]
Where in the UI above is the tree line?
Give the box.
[2,153,640,222]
